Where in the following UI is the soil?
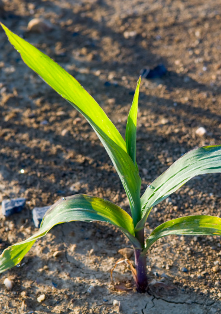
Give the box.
[1,0,221,313]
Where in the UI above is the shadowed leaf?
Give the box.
[139,146,221,228]
[143,215,221,253]
[0,195,141,273]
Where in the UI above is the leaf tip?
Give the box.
[0,22,7,31]
[0,23,11,37]
[137,76,141,87]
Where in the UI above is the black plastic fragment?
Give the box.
[140,64,167,79]
[104,81,111,87]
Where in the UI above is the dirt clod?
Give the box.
[27,18,53,33]
[118,248,134,259]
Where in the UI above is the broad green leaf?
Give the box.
[125,77,141,164]
[139,145,221,228]
[1,24,141,225]
[143,215,221,254]
[0,195,141,273]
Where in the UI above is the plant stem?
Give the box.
[134,248,148,292]
[134,228,148,292]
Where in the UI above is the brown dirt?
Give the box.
[1,0,221,313]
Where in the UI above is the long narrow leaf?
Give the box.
[125,77,141,164]
[140,145,221,227]
[1,24,141,225]
[143,215,221,254]
[0,195,141,273]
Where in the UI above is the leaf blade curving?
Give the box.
[143,215,221,254]
[0,195,141,273]
[140,145,221,226]
[1,24,141,225]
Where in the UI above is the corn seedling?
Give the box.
[1,24,221,293]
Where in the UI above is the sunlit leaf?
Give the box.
[1,23,141,225]
[125,77,141,165]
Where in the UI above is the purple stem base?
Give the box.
[134,249,148,293]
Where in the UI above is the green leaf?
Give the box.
[1,24,141,225]
[125,77,141,164]
[143,215,221,254]
[0,195,141,273]
[139,145,221,227]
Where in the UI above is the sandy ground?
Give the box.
[1,0,221,313]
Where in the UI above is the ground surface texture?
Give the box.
[1,0,221,313]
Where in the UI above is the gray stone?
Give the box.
[32,206,51,228]
[2,198,26,217]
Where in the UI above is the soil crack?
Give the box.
[150,295,214,307]
[141,296,155,313]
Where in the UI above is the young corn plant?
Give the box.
[1,24,221,293]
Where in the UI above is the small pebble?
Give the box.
[161,118,169,125]
[40,120,48,125]
[181,267,188,273]
[195,127,206,136]
[53,251,63,258]
[113,299,120,306]
[27,18,53,33]
[21,291,26,298]
[4,278,13,290]
[73,117,81,125]
[142,168,148,175]
[123,31,137,39]
[87,285,94,293]
[56,111,66,116]
[212,265,219,273]
[195,30,201,37]
[37,294,45,303]
[61,129,68,136]
[118,248,134,259]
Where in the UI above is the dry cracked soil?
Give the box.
[1,0,221,313]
